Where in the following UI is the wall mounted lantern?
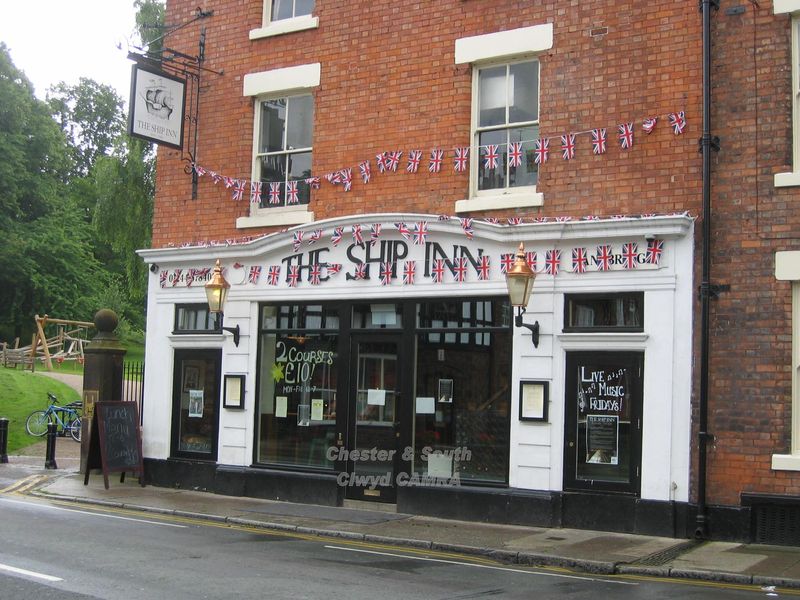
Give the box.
[204,259,240,347]
[505,242,539,348]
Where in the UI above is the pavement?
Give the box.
[4,371,799,592]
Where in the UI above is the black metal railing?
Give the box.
[122,361,145,424]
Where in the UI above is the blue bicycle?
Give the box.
[25,392,82,442]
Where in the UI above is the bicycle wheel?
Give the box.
[68,417,81,442]
[25,411,50,437]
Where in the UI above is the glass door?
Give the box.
[172,349,221,460]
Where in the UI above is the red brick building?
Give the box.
[134,0,800,542]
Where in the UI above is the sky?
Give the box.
[0,1,139,102]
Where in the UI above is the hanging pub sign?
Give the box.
[128,63,186,150]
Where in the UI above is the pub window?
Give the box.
[174,304,221,334]
[563,293,644,332]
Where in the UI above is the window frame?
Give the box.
[173,303,221,335]
[562,292,645,334]
[773,2,800,187]
[250,0,318,40]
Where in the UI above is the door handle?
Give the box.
[569,441,575,448]
[336,433,344,447]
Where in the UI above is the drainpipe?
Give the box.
[696,0,720,540]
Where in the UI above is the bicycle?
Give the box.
[25,392,82,442]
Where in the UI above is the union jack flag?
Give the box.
[526,251,537,271]
[533,217,549,223]
[453,257,468,282]
[359,160,371,184]
[429,149,444,173]
[210,171,222,184]
[595,244,613,271]
[380,262,394,286]
[646,239,664,265]
[287,265,300,287]
[500,253,515,274]
[232,180,246,201]
[223,176,235,188]
[370,223,382,246]
[572,247,588,274]
[642,116,657,134]
[394,222,412,240]
[507,217,523,225]
[286,180,299,204]
[305,176,321,190]
[403,261,416,285]
[477,255,491,280]
[267,265,281,286]
[432,259,446,283]
[640,213,657,218]
[407,150,422,173]
[483,144,499,169]
[307,229,322,245]
[386,151,402,172]
[460,217,474,240]
[561,133,576,160]
[545,249,561,276]
[194,165,206,177]
[592,129,607,154]
[341,168,353,192]
[581,215,600,221]
[534,139,549,165]
[376,152,388,173]
[622,242,639,269]
[352,224,364,245]
[354,263,367,280]
[172,269,182,286]
[669,111,686,135]
[326,171,342,185]
[327,263,343,276]
[159,270,168,288]
[413,221,428,245]
[454,147,469,172]
[292,231,304,252]
[484,217,500,224]
[509,141,524,167]
[269,182,281,204]
[610,214,626,220]
[185,268,196,287]
[309,263,322,285]
[618,122,634,150]
[250,181,263,204]
[555,216,572,222]
[248,265,262,284]
[331,226,344,246]
[438,215,450,221]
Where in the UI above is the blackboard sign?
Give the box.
[84,402,145,489]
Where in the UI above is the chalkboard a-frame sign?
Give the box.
[84,402,145,489]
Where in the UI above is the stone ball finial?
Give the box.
[94,309,119,333]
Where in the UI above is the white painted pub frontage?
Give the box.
[138,213,694,535]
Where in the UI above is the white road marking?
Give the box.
[0,497,187,528]
[0,562,63,582]
[324,545,637,586]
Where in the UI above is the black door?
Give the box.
[172,349,221,460]
[564,351,643,494]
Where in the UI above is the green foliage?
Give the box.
[134,0,167,55]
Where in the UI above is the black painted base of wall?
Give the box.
[142,459,755,541]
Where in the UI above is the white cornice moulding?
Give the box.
[243,63,321,97]
[454,23,554,64]
[775,0,800,15]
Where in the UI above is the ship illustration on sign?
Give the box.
[142,79,174,120]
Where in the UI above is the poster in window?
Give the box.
[128,64,186,150]
[586,415,618,464]
[438,379,453,403]
[188,389,204,418]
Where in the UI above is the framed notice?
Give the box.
[519,380,549,422]
[223,374,245,409]
[128,63,186,150]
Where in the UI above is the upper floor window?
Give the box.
[251,0,318,40]
[774,2,800,187]
[255,94,314,209]
[174,304,221,334]
[475,60,539,194]
[563,293,644,333]
[269,0,314,21]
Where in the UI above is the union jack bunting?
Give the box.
[646,239,664,265]
[453,257,468,282]
[172,269,182,286]
[194,165,206,177]
[248,266,262,284]
[380,262,394,286]
[159,270,168,288]
[267,265,281,286]
[561,133,576,160]
[326,171,343,185]
[232,180,246,201]
[572,247,588,274]
[595,244,613,271]
[460,217,474,240]
[454,147,469,172]
[286,180,299,204]
[223,176,235,188]
[307,229,322,245]
[618,122,634,150]
[610,214,626,220]
[592,129,607,155]
[185,268,196,287]
[432,259,446,283]
[292,231,304,252]
[326,263,342,276]
[669,111,686,135]
[268,182,281,204]
[413,221,428,245]
[341,168,353,192]
[477,255,491,280]
[370,223,382,246]
[555,216,572,222]
[386,151,402,172]
[509,141,524,167]
[394,222,412,240]
[407,150,422,173]
[359,160,371,184]
[545,249,561,276]
[305,176,321,190]
[287,265,300,287]
[484,217,500,224]
[526,251,537,272]
[500,253,515,274]
[483,144,500,170]
[642,116,657,134]
[429,149,444,173]
[533,139,549,165]
[352,224,364,245]
[438,215,450,221]
[354,263,367,280]
[376,152,388,173]
[403,261,416,285]
[533,217,549,223]
[210,171,222,184]
[622,242,639,269]
[640,213,657,218]
[581,215,600,221]
[309,263,322,285]
[331,226,344,246]
[507,217,523,225]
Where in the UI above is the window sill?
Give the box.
[774,171,800,188]
[249,15,319,40]
[237,208,315,229]
[455,191,544,213]
[557,332,649,350]
[772,454,800,471]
